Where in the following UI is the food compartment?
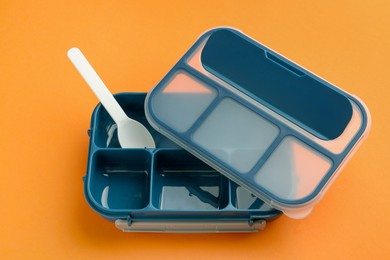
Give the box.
[230,183,273,211]
[88,149,151,210]
[151,149,229,210]
[93,93,179,148]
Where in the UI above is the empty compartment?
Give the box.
[88,149,151,210]
[93,93,179,148]
[230,182,273,211]
[152,150,229,210]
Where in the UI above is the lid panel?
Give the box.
[151,71,217,133]
[254,136,332,201]
[192,97,280,173]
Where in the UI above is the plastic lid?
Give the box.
[145,28,370,218]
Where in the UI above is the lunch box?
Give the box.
[83,27,370,232]
[84,93,281,232]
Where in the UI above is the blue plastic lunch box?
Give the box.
[83,27,370,232]
[84,93,281,232]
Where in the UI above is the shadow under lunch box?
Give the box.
[85,93,281,233]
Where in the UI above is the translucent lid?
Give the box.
[145,28,370,218]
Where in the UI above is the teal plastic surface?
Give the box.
[145,28,371,218]
[84,92,281,232]
[201,30,353,140]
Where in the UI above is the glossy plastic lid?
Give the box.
[145,28,371,218]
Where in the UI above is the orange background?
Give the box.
[1,0,389,259]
